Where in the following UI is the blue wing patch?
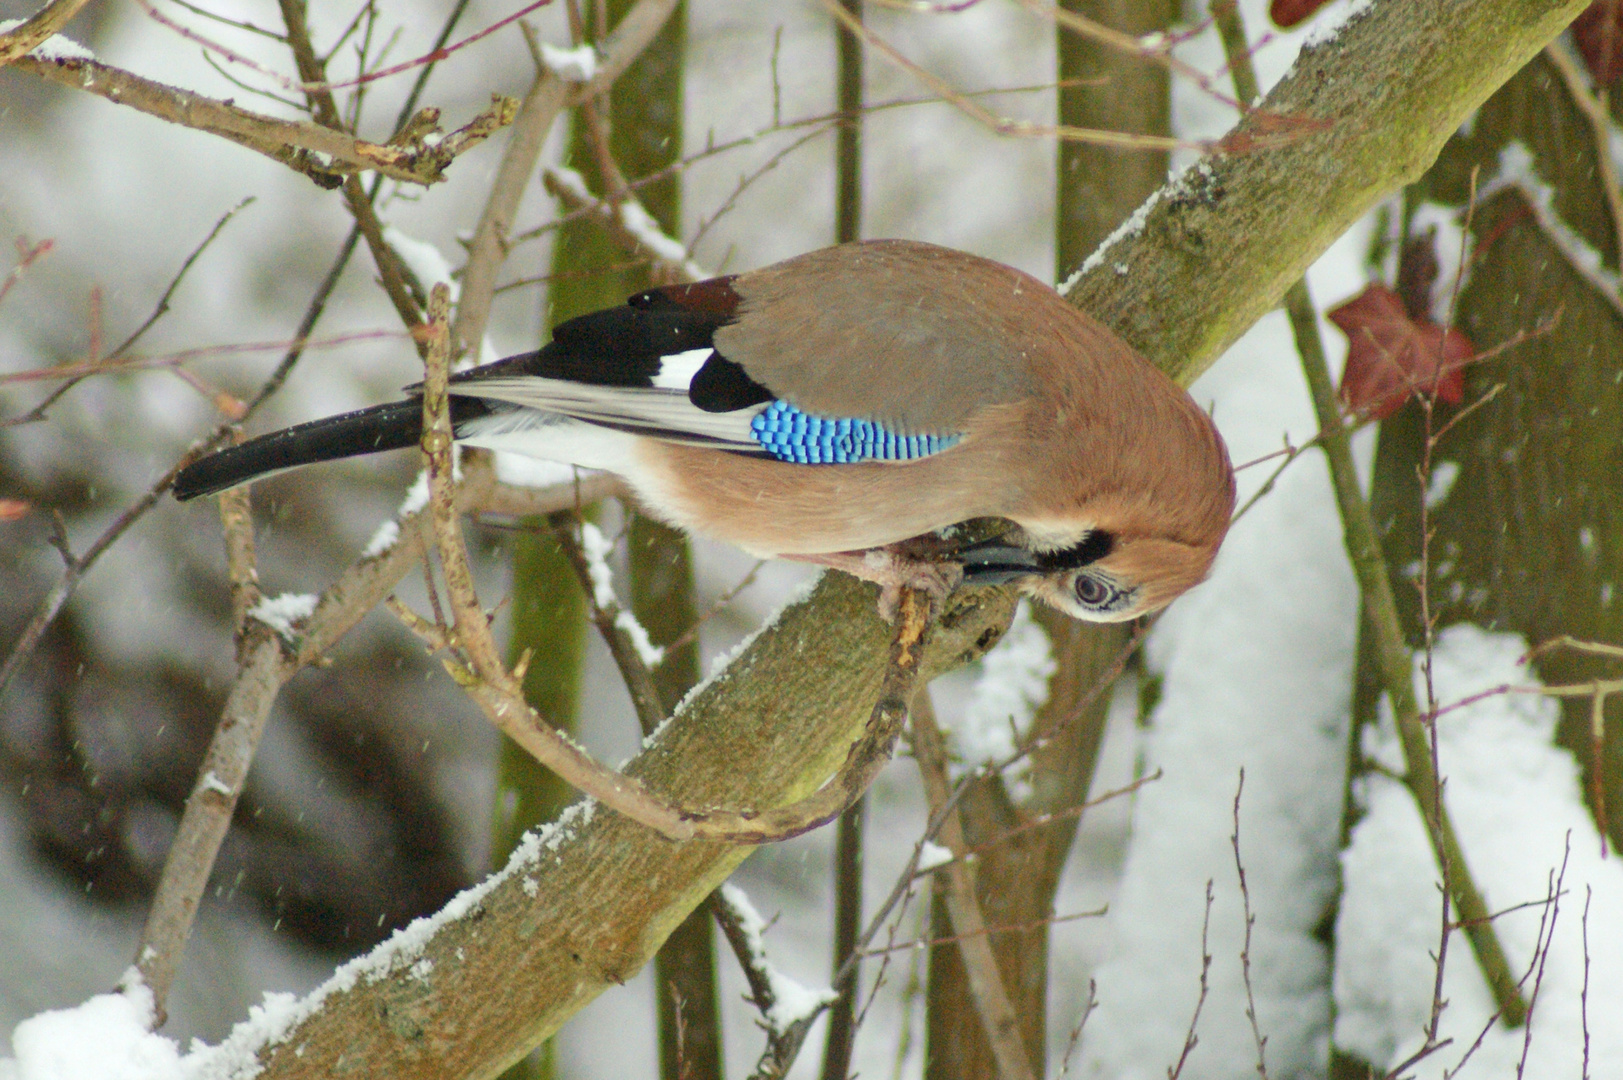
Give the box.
[750,400,961,464]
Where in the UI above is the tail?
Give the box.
[174,398,489,501]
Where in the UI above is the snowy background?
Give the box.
[1,0,1620,1077]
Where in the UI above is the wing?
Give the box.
[446,260,979,464]
[446,281,763,450]
[711,239,1047,435]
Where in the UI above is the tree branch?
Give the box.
[0,0,92,66]
[8,52,514,186]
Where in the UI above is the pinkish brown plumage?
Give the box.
[174,239,1235,621]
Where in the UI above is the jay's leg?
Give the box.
[784,545,965,621]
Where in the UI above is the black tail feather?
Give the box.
[174,398,475,501]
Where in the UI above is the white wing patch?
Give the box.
[451,376,765,449]
[648,347,714,390]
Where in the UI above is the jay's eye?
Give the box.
[1073,573,1114,609]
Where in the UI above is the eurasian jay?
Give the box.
[174,240,1235,621]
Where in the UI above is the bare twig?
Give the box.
[0,237,54,308]
[0,0,93,65]
[711,886,808,1078]
[823,0,1192,153]
[168,0,286,41]
[857,906,1106,957]
[685,125,832,257]
[1513,837,1570,1078]
[1167,881,1215,1080]
[926,770,1163,872]
[9,52,514,186]
[1018,0,1245,113]
[131,0,549,97]
[14,199,256,426]
[1581,885,1593,1079]
[134,482,279,1022]
[1230,771,1271,1080]
[1,329,400,391]
[1055,979,1098,1078]
[660,560,766,655]
[548,512,668,735]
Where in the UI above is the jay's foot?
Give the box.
[787,546,965,621]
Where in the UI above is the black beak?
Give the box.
[957,539,1045,585]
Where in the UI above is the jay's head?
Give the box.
[951,357,1236,623]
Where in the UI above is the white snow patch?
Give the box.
[1300,0,1376,48]
[198,772,233,797]
[717,884,838,1031]
[1409,201,1468,324]
[547,165,592,203]
[577,522,620,611]
[1335,624,1623,1075]
[0,20,95,61]
[361,518,399,559]
[614,611,665,668]
[916,840,954,872]
[616,202,709,281]
[382,226,458,302]
[5,971,178,1080]
[247,593,318,637]
[1480,142,1623,309]
[575,523,664,666]
[1062,187,1161,294]
[539,42,598,82]
[398,469,431,518]
[1423,460,1460,510]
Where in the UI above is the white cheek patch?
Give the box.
[648,347,714,390]
[1017,519,1098,552]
